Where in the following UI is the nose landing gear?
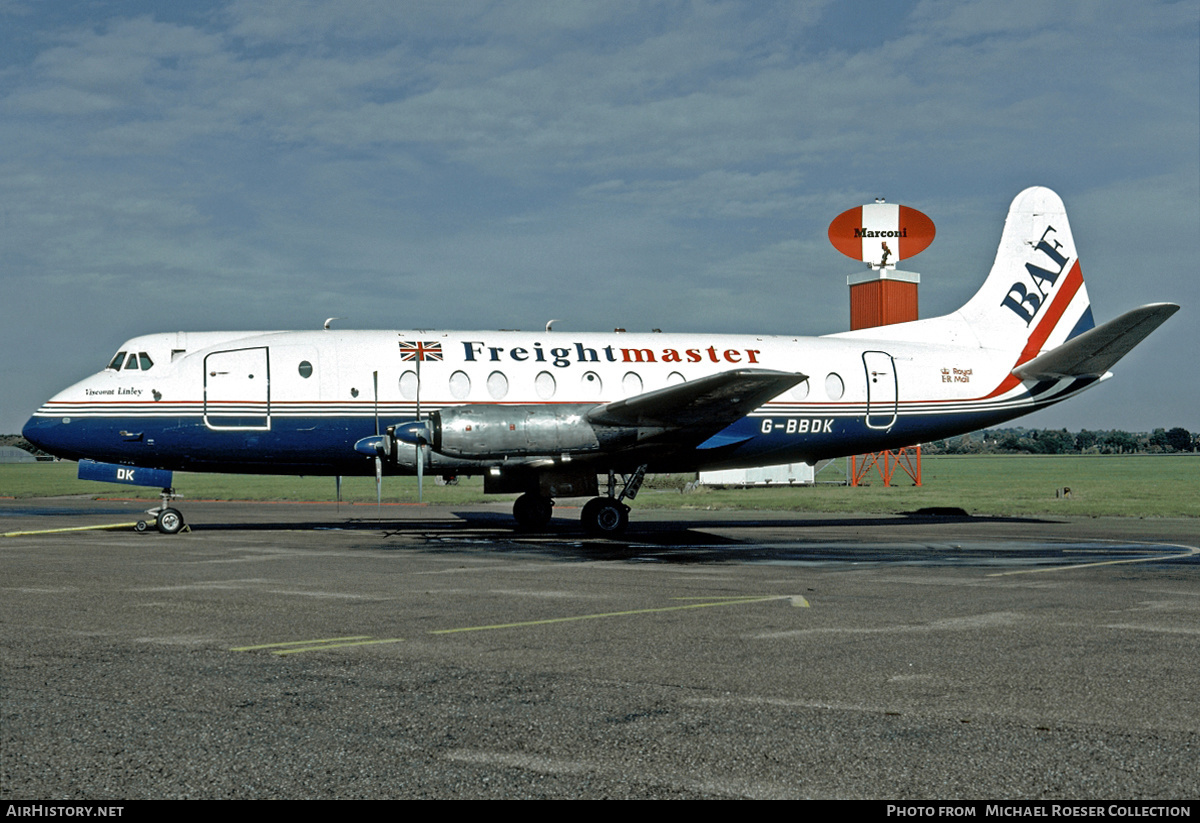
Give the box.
[136,487,188,535]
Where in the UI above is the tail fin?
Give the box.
[958,186,1095,359]
[827,187,1177,380]
[825,187,1095,354]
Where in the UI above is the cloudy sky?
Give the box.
[2,0,1197,435]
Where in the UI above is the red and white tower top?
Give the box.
[828,199,936,331]
[828,200,936,269]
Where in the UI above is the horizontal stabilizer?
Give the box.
[588,369,806,429]
[1012,303,1179,380]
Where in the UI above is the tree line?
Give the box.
[925,427,1197,455]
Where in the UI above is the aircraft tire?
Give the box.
[135,520,148,533]
[513,493,553,530]
[157,508,185,535]
[582,498,629,536]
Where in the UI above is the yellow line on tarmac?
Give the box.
[673,595,808,607]
[273,638,405,655]
[987,542,1199,577]
[230,595,804,653]
[4,522,141,537]
[429,595,793,635]
[671,596,780,601]
[231,636,372,651]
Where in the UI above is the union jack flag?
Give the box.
[398,340,443,362]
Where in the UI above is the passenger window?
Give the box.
[487,371,509,400]
[108,352,127,370]
[138,352,153,371]
[399,370,418,400]
[448,370,471,399]
[622,372,643,396]
[825,373,844,400]
[580,371,603,398]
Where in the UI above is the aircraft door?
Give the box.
[863,351,897,430]
[204,347,270,430]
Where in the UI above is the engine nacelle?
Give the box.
[430,404,626,459]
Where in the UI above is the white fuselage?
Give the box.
[23,324,1089,477]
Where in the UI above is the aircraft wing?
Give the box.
[587,369,806,435]
[1012,303,1179,380]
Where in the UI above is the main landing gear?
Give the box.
[580,497,628,536]
[509,465,648,537]
[134,487,187,535]
[580,465,646,537]
[512,492,554,530]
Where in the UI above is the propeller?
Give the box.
[415,358,424,502]
[358,353,433,505]
[353,371,397,515]
[373,371,382,514]
[392,417,430,502]
[358,369,427,509]
[374,450,382,511]
[417,439,424,502]
[352,423,395,513]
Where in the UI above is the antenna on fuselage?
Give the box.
[545,319,561,332]
[324,317,342,330]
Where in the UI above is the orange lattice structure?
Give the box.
[850,445,922,487]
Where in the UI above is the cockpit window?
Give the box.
[107,350,154,371]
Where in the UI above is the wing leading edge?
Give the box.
[587,368,807,448]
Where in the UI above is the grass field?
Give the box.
[1,454,1196,518]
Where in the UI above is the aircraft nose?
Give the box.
[22,413,68,459]
[23,413,50,451]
